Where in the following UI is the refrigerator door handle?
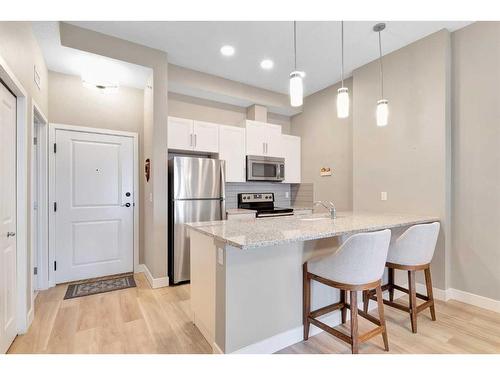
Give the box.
[220,161,226,220]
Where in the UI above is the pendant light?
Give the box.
[337,21,349,118]
[374,22,388,127]
[290,21,304,107]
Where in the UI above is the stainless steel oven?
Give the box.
[246,155,285,182]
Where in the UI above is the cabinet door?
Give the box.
[219,125,246,182]
[245,121,267,156]
[168,117,194,150]
[282,134,301,183]
[193,121,219,153]
[266,124,284,157]
[245,120,282,157]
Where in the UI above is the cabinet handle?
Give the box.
[194,134,197,148]
[190,134,193,147]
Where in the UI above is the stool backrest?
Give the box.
[320,229,392,285]
[388,222,440,266]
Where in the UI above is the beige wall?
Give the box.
[0,21,49,325]
[451,22,500,300]
[352,30,451,289]
[48,71,147,263]
[290,79,353,210]
[168,93,291,133]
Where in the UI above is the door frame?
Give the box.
[31,101,49,296]
[48,123,139,286]
[0,54,30,334]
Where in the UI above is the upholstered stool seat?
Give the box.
[364,222,440,333]
[303,229,391,354]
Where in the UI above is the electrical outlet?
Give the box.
[381,192,388,201]
[285,191,290,199]
[149,193,153,202]
[217,248,224,265]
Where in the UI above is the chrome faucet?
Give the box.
[314,201,337,219]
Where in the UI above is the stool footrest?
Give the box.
[310,301,345,319]
[308,317,352,345]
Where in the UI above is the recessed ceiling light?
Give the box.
[260,59,274,70]
[220,45,235,56]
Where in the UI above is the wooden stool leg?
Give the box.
[375,284,389,351]
[408,270,418,333]
[350,291,359,354]
[424,267,437,321]
[303,264,311,340]
[388,267,395,302]
[362,290,369,313]
[340,290,347,324]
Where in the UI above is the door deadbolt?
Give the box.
[125,192,131,197]
[123,203,131,207]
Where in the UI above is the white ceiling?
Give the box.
[33,21,472,96]
[66,21,471,95]
[32,22,152,89]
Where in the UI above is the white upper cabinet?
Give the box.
[219,125,246,182]
[193,121,219,153]
[168,116,193,150]
[245,120,282,157]
[282,134,301,183]
[168,117,219,153]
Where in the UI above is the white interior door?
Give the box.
[54,129,134,283]
[0,83,17,353]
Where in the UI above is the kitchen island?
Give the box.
[187,212,439,354]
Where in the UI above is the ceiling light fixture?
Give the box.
[337,20,349,119]
[260,59,274,70]
[220,45,235,57]
[289,21,304,107]
[82,78,119,93]
[374,23,388,127]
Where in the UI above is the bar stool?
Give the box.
[363,222,440,333]
[303,229,391,354]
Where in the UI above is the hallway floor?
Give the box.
[9,272,500,354]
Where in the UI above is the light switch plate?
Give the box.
[381,192,388,201]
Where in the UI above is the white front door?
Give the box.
[0,83,17,353]
[54,128,134,283]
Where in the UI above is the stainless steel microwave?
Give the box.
[246,155,285,182]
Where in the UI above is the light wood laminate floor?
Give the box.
[9,272,500,354]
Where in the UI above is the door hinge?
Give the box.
[34,267,38,275]
[54,261,57,271]
[53,202,57,212]
[53,143,57,153]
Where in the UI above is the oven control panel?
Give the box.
[238,193,274,203]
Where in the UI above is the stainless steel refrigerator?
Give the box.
[168,156,226,284]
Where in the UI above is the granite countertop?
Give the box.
[186,211,439,250]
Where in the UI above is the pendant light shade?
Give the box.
[289,21,304,107]
[374,23,388,127]
[376,99,389,126]
[337,21,350,118]
[337,87,349,118]
[290,71,304,107]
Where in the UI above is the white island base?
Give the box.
[188,212,439,354]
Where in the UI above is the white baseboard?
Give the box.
[231,298,379,354]
[447,288,500,313]
[135,264,169,289]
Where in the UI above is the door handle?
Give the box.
[122,203,131,208]
[194,134,197,148]
[6,232,16,238]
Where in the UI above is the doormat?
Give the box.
[64,274,136,299]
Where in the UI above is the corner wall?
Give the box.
[290,78,353,210]
[352,30,452,289]
[451,22,500,300]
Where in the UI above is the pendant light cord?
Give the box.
[378,30,384,98]
[341,21,344,88]
[294,21,297,71]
